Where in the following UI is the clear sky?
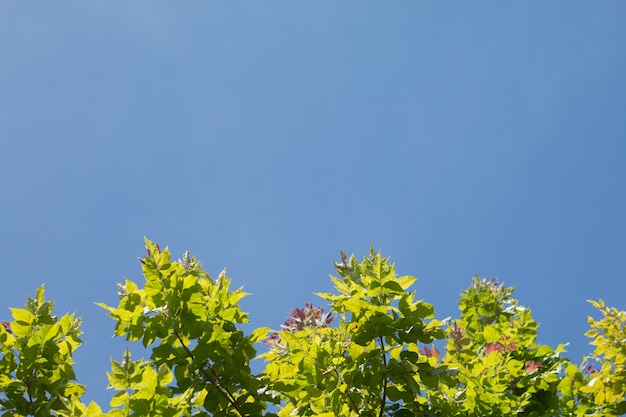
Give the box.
[1,1,625,407]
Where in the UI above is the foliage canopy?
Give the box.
[0,238,624,416]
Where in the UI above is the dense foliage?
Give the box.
[0,239,624,416]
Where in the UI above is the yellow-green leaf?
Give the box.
[10,308,34,324]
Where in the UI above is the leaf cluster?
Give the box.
[1,240,625,416]
[0,286,85,416]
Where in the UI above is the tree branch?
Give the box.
[378,335,388,417]
[173,329,242,416]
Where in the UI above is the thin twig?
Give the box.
[173,330,242,415]
[330,361,361,413]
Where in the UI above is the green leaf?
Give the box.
[250,327,273,344]
[397,275,417,290]
[36,285,45,306]
[383,280,404,293]
[85,401,105,417]
[145,279,163,297]
[344,299,370,315]
[157,364,172,386]
[10,308,34,325]
[414,301,435,319]
[483,325,499,343]
[110,391,128,407]
[107,370,128,391]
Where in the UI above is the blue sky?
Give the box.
[1,1,625,407]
